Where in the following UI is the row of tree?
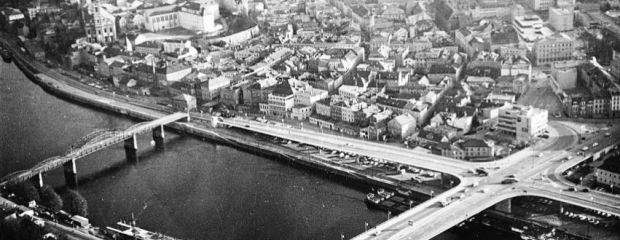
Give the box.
[7,182,88,217]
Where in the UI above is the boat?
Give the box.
[1,48,12,63]
[364,188,417,214]
[106,218,181,240]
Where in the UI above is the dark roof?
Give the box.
[491,27,519,45]
[272,80,294,96]
[376,97,408,109]
[599,155,620,174]
[428,64,456,74]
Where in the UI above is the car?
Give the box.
[475,168,489,176]
[537,153,544,157]
[582,146,589,151]
[501,178,519,184]
[245,125,250,128]
[605,132,611,138]
[568,187,577,191]
[593,142,599,147]
[582,188,590,192]
[506,174,517,178]
[566,156,573,160]
[554,113,562,117]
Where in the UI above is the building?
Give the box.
[135,41,161,55]
[266,80,295,117]
[171,94,197,110]
[1,8,25,24]
[84,1,117,44]
[387,114,417,139]
[143,0,219,33]
[596,156,620,189]
[195,75,231,103]
[497,103,548,142]
[533,33,574,66]
[440,138,495,160]
[528,0,555,10]
[549,8,574,32]
[513,15,543,42]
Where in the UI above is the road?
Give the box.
[217,117,620,240]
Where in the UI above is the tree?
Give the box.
[9,182,41,204]
[39,185,63,212]
[66,190,88,217]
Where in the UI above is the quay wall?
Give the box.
[10,51,437,195]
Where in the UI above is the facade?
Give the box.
[387,114,417,139]
[528,0,555,10]
[549,8,574,32]
[84,1,117,44]
[533,33,574,66]
[267,80,295,117]
[596,155,620,189]
[497,103,548,142]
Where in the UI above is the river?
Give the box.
[0,61,459,240]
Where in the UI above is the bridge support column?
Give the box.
[152,125,165,149]
[63,158,78,189]
[124,134,139,163]
[495,198,512,214]
[31,173,44,188]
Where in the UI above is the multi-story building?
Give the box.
[266,80,295,118]
[497,103,548,142]
[533,33,574,66]
[84,1,117,44]
[195,75,231,103]
[549,8,573,32]
[528,0,555,10]
[294,88,329,110]
[135,41,161,56]
[143,0,219,33]
[596,155,620,189]
[513,15,543,42]
[439,138,495,160]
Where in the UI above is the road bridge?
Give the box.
[214,117,620,240]
[0,112,188,189]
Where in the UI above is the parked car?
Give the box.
[582,146,589,151]
[593,142,599,147]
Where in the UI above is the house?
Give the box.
[376,97,409,114]
[410,129,450,146]
[195,75,231,103]
[171,94,197,110]
[388,114,417,139]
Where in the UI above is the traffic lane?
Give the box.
[229,119,470,174]
[545,122,578,151]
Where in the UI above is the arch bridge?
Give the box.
[0,112,188,189]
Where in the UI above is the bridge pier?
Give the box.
[152,125,165,149]
[63,158,78,189]
[31,173,44,188]
[124,134,139,163]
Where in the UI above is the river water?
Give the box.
[0,61,459,239]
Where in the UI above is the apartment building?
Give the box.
[84,1,117,44]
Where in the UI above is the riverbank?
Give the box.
[6,38,448,200]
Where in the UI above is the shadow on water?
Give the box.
[67,135,190,189]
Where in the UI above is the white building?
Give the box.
[497,103,548,142]
[528,0,555,10]
[143,0,219,33]
[549,8,574,32]
[513,15,544,42]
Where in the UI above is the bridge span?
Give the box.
[0,112,188,189]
